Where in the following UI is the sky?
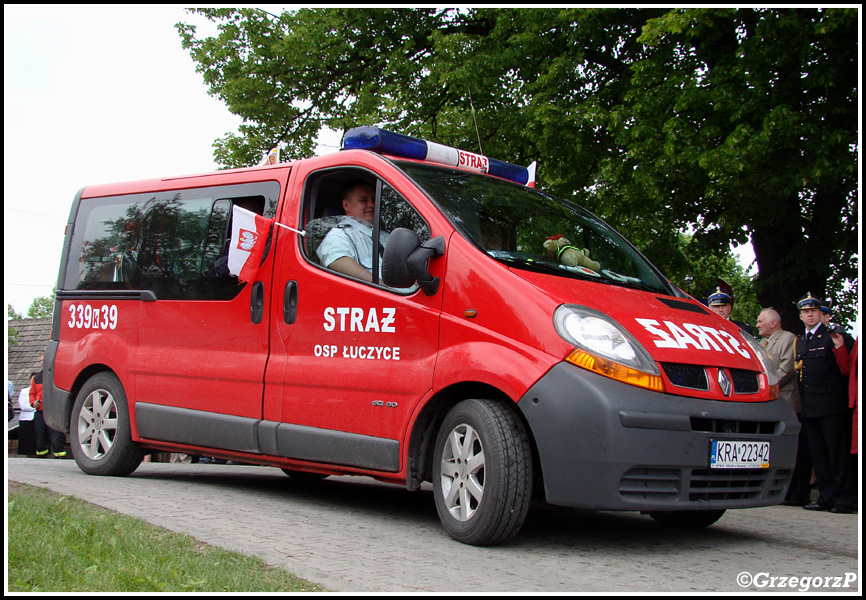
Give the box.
[4,5,342,317]
[5,4,766,321]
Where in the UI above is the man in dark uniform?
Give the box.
[796,292,856,513]
[705,279,754,335]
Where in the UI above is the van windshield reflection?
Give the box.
[397,162,671,294]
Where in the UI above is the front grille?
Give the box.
[662,363,708,390]
[662,364,760,395]
[731,369,760,394]
[620,468,681,501]
[619,467,792,503]
[690,418,779,435]
[689,468,790,501]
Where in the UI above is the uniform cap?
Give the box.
[706,280,734,306]
[796,292,822,310]
[820,298,833,314]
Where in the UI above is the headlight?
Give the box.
[740,330,780,388]
[554,305,664,392]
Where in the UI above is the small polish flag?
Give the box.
[259,146,280,166]
[527,161,537,188]
[228,206,273,283]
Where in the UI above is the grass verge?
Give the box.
[7,482,327,592]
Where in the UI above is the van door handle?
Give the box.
[250,281,264,324]
[283,280,298,324]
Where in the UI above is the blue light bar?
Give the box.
[343,126,533,186]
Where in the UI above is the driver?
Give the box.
[316,181,388,282]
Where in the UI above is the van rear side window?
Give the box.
[66,181,280,300]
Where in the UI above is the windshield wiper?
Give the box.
[491,253,667,293]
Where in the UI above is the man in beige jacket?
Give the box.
[756,308,810,505]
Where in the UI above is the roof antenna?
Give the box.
[467,87,483,155]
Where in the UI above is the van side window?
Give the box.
[380,184,430,244]
[67,182,279,300]
[202,199,233,276]
[302,170,429,290]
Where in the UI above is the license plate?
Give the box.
[710,440,770,469]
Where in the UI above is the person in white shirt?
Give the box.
[16,386,36,456]
[317,182,389,282]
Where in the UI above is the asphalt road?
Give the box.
[7,458,861,593]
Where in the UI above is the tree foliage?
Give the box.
[177,7,858,331]
[8,305,21,346]
[677,235,761,331]
[602,8,858,330]
[27,290,55,319]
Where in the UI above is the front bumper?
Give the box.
[518,363,799,511]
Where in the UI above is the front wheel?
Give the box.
[432,399,532,545]
[70,372,144,476]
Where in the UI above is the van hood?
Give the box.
[512,270,760,371]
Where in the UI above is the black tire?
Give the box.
[432,399,532,545]
[648,509,726,528]
[70,372,144,477]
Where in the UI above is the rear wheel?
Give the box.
[432,399,532,545]
[70,372,144,476]
[648,509,726,528]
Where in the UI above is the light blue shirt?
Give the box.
[316,216,389,277]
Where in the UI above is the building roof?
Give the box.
[8,317,52,396]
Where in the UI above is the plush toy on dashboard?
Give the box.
[543,234,600,271]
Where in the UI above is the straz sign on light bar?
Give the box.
[710,440,770,469]
[457,149,489,173]
[424,141,489,173]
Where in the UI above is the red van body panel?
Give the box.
[435,233,566,399]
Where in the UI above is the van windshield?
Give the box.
[398,162,672,294]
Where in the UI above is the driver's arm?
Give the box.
[327,256,373,282]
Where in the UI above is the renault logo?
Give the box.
[717,369,732,397]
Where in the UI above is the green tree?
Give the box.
[601,8,858,331]
[8,304,21,346]
[177,7,858,331]
[176,8,665,176]
[27,288,55,319]
[675,235,761,332]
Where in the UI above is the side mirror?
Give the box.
[382,228,445,295]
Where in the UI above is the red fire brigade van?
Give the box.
[45,127,799,545]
